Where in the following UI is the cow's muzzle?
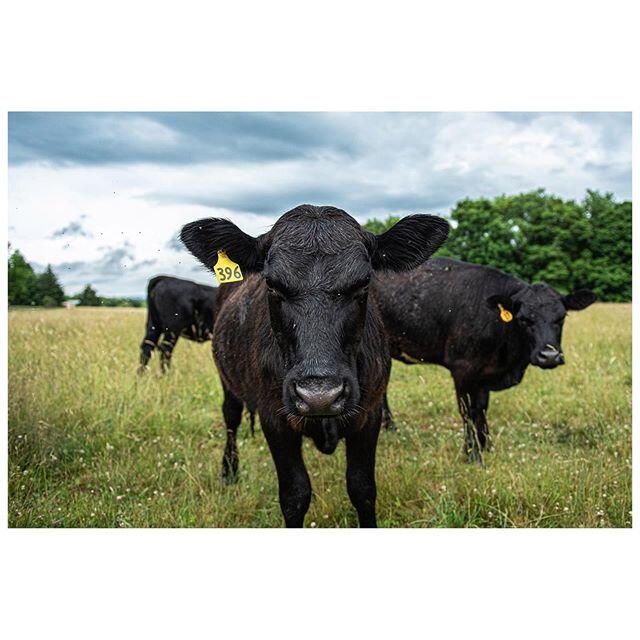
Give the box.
[291,377,349,416]
[534,345,565,368]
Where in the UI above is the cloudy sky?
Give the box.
[8,112,631,297]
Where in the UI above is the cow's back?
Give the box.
[376,258,528,381]
[149,276,216,337]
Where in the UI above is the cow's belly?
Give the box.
[181,324,211,342]
[445,348,528,391]
[391,335,444,367]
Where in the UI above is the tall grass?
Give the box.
[8,304,631,527]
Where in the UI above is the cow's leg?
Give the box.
[455,380,484,465]
[248,410,256,437]
[221,386,243,483]
[469,387,492,452]
[381,392,397,431]
[345,410,381,528]
[262,420,311,528]
[159,332,178,373]
[138,321,161,373]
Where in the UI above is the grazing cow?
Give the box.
[181,205,449,527]
[376,257,596,463]
[139,275,217,374]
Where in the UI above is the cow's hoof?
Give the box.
[221,468,239,485]
[463,449,484,465]
[137,365,148,375]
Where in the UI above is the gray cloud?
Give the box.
[52,245,154,290]
[148,188,457,220]
[51,218,92,238]
[9,112,359,167]
[129,258,158,272]
[142,161,526,220]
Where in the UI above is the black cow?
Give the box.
[139,275,217,374]
[181,205,449,527]
[376,258,596,464]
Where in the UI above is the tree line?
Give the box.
[364,190,631,302]
[7,249,144,308]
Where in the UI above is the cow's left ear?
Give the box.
[368,214,449,271]
[563,289,596,310]
[180,218,266,273]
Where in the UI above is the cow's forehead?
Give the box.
[519,284,564,316]
[268,205,366,251]
[264,205,371,287]
[265,244,371,291]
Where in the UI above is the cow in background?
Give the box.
[139,275,257,436]
[376,258,596,464]
[139,275,216,373]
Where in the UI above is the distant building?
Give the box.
[63,299,80,309]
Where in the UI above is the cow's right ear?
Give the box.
[486,294,521,315]
[563,289,596,311]
[180,218,265,273]
[368,214,450,272]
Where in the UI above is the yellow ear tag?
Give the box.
[214,250,243,284]
[498,303,513,323]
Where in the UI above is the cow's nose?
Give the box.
[535,347,564,368]
[294,378,348,416]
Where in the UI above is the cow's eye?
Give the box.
[265,280,288,299]
[342,280,370,299]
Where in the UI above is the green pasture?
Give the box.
[8,304,631,527]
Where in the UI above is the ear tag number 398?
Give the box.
[214,250,243,284]
[497,303,513,323]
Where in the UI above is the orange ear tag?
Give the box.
[214,250,243,284]
[498,303,513,323]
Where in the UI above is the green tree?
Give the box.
[363,189,631,301]
[444,195,522,274]
[8,249,39,305]
[77,285,101,306]
[36,265,65,307]
[583,191,632,302]
[513,190,591,289]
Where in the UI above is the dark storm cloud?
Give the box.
[8,112,359,166]
[51,218,92,238]
[144,170,498,219]
[147,187,346,216]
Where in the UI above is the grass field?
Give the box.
[8,304,632,527]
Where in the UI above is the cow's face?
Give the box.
[488,285,596,368]
[181,205,448,417]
